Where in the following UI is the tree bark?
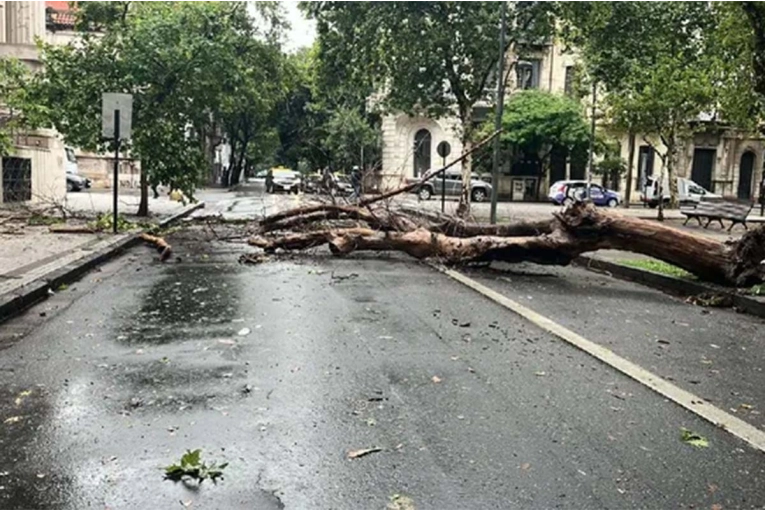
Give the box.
[137,168,149,217]
[249,203,765,287]
[625,132,635,207]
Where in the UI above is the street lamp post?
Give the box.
[490,2,507,225]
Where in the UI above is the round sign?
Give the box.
[436,141,451,158]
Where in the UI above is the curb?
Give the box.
[574,255,765,319]
[0,201,205,325]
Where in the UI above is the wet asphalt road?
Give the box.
[2,233,765,509]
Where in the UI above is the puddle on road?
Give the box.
[116,262,245,345]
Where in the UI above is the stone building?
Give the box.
[380,39,764,204]
[0,1,66,205]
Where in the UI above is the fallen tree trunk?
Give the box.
[248,204,765,287]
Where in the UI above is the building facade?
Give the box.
[381,40,764,204]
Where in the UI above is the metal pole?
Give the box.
[586,80,596,201]
[113,111,120,235]
[490,1,507,225]
[441,156,446,212]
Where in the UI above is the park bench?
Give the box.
[681,198,752,231]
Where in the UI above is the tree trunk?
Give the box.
[137,168,149,217]
[249,204,765,287]
[456,113,475,218]
[666,135,679,209]
[625,132,636,207]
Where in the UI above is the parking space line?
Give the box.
[436,264,765,453]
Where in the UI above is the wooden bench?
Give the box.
[681,199,752,231]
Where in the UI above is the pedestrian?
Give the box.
[265,168,274,194]
[322,167,335,196]
[350,165,362,201]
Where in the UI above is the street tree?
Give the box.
[481,90,589,196]
[33,1,286,215]
[302,1,555,216]
[561,2,717,215]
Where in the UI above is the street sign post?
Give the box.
[102,93,133,234]
[437,141,451,213]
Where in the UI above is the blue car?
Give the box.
[548,180,621,207]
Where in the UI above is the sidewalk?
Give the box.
[0,192,200,316]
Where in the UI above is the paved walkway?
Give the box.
[0,190,191,297]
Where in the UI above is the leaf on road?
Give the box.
[218,339,236,345]
[237,328,251,337]
[680,428,709,448]
[3,416,22,424]
[347,447,382,459]
[431,376,442,384]
[534,371,547,377]
[387,494,416,510]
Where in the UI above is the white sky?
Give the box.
[280,1,317,52]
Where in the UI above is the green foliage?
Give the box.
[749,284,765,296]
[323,106,379,172]
[619,259,695,280]
[594,156,626,177]
[27,214,64,226]
[88,213,139,233]
[680,428,709,448]
[497,90,590,156]
[32,1,288,206]
[560,2,718,208]
[164,449,228,484]
[0,58,47,156]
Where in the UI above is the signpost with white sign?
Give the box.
[102,93,133,234]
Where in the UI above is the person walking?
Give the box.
[350,165,362,201]
[265,168,274,193]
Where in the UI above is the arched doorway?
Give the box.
[738,151,755,200]
[413,129,432,177]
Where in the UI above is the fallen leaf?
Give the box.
[450,356,459,361]
[387,494,416,510]
[3,416,22,424]
[520,463,531,471]
[680,428,709,448]
[431,376,442,384]
[467,367,475,373]
[710,344,721,349]
[740,403,753,410]
[218,339,236,345]
[347,447,382,459]
[237,328,251,337]
[534,371,547,377]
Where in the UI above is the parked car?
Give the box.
[548,180,621,207]
[64,146,91,192]
[410,170,493,202]
[66,170,90,192]
[640,176,720,207]
[269,168,301,194]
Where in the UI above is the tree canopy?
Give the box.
[303,1,555,215]
[30,1,288,214]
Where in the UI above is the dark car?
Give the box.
[66,170,91,192]
[409,170,493,202]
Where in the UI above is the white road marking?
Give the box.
[436,265,765,453]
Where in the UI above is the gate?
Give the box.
[2,157,32,202]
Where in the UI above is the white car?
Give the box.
[641,176,719,207]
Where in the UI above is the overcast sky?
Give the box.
[281,1,316,52]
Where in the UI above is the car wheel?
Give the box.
[66,181,74,192]
[418,186,432,200]
[607,198,618,208]
[471,188,487,202]
[562,197,574,206]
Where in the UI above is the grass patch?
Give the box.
[27,214,64,226]
[619,259,695,279]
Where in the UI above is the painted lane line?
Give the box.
[436,265,765,454]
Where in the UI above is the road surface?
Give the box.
[1,227,765,509]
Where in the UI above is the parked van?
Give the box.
[64,146,91,192]
[640,176,719,207]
